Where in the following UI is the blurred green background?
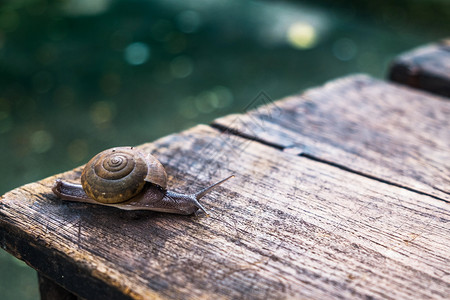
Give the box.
[0,0,448,299]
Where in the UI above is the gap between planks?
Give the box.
[210,123,449,204]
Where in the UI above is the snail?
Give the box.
[52,147,233,215]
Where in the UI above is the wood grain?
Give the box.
[1,125,449,299]
[213,75,450,202]
[389,40,450,97]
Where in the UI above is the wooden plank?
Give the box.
[213,75,450,202]
[389,40,450,97]
[1,125,449,299]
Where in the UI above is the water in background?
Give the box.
[0,0,448,298]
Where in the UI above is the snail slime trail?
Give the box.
[52,147,234,215]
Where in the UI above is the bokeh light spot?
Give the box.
[212,86,233,108]
[178,97,198,119]
[195,91,219,113]
[89,101,116,128]
[62,0,111,16]
[124,42,150,65]
[170,55,194,78]
[332,38,357,61]
[67,139,89,163]
[176,10,201,33]
[30,130,53,153]
[287,22,317,49]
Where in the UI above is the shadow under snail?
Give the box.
[52,147,234,215]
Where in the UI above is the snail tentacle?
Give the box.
[194,175,235,201]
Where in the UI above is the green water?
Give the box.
[1,0,448,298]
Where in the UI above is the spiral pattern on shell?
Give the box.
[81,147,165,204]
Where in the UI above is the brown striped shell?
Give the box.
[80,147,167,204]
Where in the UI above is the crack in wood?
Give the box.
[210,123,448,204]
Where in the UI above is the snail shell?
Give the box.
[80,147,167,204]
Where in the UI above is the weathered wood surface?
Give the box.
[1,123,450,299]
[389,40,450,97]
[213,75,450,202]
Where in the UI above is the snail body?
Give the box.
[52,147,233,215]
